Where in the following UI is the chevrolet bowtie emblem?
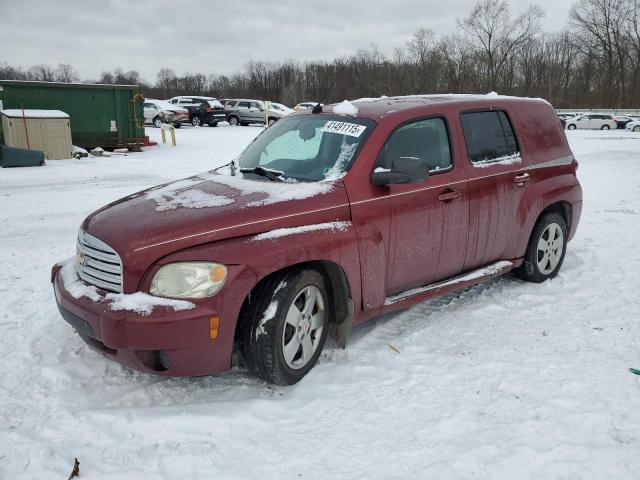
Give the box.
[76,250,86,267]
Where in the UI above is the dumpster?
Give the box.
[0,145,45,168]
[0,80,144,150]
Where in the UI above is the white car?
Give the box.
[269,102,294,116]
[294,102,323,111]
[625,120,640,132]
[143,99,189,128]
[565,113,617,130]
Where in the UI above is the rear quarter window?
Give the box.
[460,111,520,165]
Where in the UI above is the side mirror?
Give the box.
[371,156,430,186]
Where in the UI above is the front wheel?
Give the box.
[191,116,201,126]
[240,269,329,385]
[228,116,239,126]
[153,117,163,128]
[601,124,610,130]
[634,125,640,132]
[567,124,577,130]
[514,212,567,283]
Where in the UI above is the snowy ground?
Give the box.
[1,125,640,479]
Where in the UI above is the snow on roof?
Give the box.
[333,100,359,117]
[0,109,70,119]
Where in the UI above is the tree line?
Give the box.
[2,0,639,109]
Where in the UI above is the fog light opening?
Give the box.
[135,349,170,372]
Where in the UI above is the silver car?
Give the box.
[224,99,285,126]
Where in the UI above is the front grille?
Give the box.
[76,230,123,293]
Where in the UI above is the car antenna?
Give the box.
[312,75,335,113]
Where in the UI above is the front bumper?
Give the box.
[52,267,235,376]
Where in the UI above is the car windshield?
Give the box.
[235,115,376,182]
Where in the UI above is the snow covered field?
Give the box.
[1,125,640,479]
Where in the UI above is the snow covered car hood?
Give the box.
[82,172,351,280]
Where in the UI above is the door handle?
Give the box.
[437,189,461,202]
[514,173,531,185]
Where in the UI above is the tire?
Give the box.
[567,124,576,130]
[267,117,277,126]
[208,121,218,127]
[173,123,181,129]
[514,212,568,283]
[601,124,610,130]
[191,116,201,127]
[240,269,329,385]
[153,117,163,128]
[228,116,239,126]
[633,126,640,132]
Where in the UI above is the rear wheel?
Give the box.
[514,212,567,283]
[228,116,239,126]
[634,125,640,132]
[191,116,201,126]
[601,124,610,130]
[153,117,163,128]
[240,269,329,385]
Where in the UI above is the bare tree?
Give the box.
[460,0,544,90]
[54,63,79,83]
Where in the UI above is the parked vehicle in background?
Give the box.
[269,102,294,116]
[142,100,188,128]
[166,96,227,127]
[52,94,582,385]
[224,99,284,126]
[565,113,616,130]
[294,102,322,110]
[613,115,634,129]
[557,113,573,127]
[625,120,640,132]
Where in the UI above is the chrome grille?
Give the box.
[76,230,123,293]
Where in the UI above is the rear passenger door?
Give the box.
[237,101,251,122]
[249,101,264,123]
[459,110,524,269]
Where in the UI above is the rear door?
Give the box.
[249,101,264,123]
[237,101,251,122]
[459,109,524,269]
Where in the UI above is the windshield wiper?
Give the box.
[240,166,285,181]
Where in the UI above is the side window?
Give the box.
[238,101,250,109]
[460,111,519,164]
[250,101,262,109]
[379,117,453,173]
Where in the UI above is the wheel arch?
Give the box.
[235,259,355,348]
[540,200,572,234]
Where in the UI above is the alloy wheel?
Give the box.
[282,285,325,370]
[537,222,564,275]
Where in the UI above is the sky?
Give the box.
[0,0,572,82]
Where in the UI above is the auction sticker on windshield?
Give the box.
[322,121,367,137]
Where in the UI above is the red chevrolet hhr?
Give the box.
[52,95,582,385]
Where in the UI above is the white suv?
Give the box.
[566,113,617,130]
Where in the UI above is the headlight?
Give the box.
[149,262,227,299]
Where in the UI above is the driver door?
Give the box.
[376,117,469,295]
